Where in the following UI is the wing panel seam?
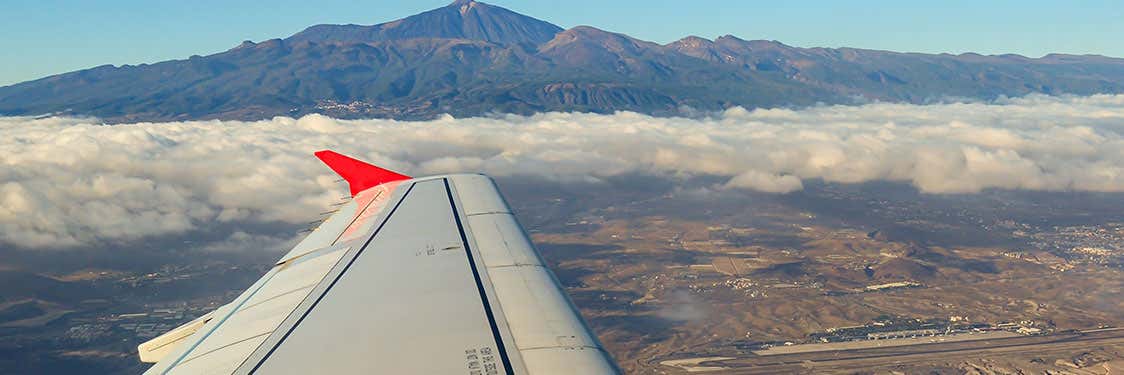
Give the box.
[329,190,382,245]
[176,332,272,367]
[159,269,281,374]
[242,182,417,373]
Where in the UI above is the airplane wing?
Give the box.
[138,150,620,374]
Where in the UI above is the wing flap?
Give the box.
[451,175,619,373]
[177,246,349,364]
[486,266,604,350]
[521,348,623,374]
[143,243,352,374]
[138,308,220,363]
[165,334,269,374]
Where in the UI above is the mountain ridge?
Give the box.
[2,1,1123,122]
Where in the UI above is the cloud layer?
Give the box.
[2,94,1123,248]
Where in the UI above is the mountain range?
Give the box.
[2,0,1124,122]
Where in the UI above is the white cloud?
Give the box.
[724,171,804,193]
[1,94,1123,248]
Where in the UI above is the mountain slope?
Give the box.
[1,1,1123,122]
[287,0,562,46]
[669,35,1124,101]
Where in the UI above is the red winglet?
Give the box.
[314,150,411,196]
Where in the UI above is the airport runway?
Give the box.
[697,328,1124,374]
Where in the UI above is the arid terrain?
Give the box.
[509,178,1124,374]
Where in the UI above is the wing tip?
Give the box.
[315,150,411,196]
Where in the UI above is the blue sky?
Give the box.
[2,0,1122,86]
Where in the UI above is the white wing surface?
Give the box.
[139,151,619,375]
